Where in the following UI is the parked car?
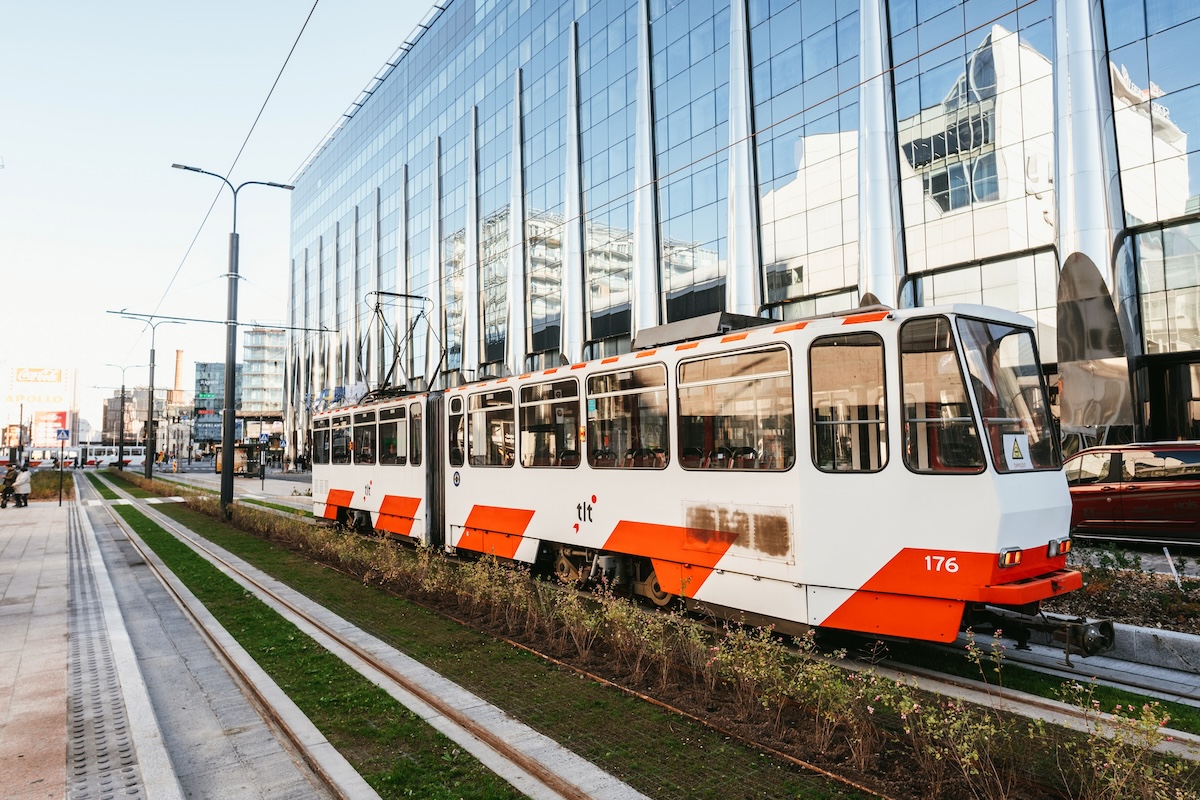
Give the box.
[1064,442,1200,545]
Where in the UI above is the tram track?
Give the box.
[83,472,653,800]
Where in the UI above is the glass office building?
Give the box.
[286,0,1200,461]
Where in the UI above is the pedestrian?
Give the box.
[1,464,17,508]
[13,465,31,508]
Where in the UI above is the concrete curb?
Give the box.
[1108,622,1200,674]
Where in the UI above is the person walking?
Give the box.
[12,465,31,508]
[1,464,16,508]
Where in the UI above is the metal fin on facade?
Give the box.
[1053,0,1134,432]
[631,0,660,339]
[725,0,762,317]
[858,0,903,309]
[426,136,443,389]
[462,106,480,381]
[506,70,527,378]
[561,25,585,366]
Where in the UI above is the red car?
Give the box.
[1064,443,1200,546]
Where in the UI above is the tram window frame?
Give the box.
[448,395,465,467]
[353,411,377,465]
[809,332,889,473]
[312,418,330,465]
[899,317,985,474]
[331,416,352,465]
[378,406,407,465]
[409,403,422,466]
[677,346,796,471]
[586,364,669,469]
[519,378,581,467]
[468,389,515,467]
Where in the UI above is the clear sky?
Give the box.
[0,0,427,432]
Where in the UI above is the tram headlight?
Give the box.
[998,547,1023,568]
[1047,537,1071,558]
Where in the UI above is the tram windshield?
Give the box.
[957,318,1059,472]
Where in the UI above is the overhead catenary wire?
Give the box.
[134,0,323,361]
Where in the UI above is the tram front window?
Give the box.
[957,318,1059,472]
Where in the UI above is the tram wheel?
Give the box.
[644,571,675,608]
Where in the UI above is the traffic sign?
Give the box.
[259,433,269,444]
[280,436,287,448]
[56,429,70,441]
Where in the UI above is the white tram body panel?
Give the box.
[314,305,1081,644]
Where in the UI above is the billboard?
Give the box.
[2,366,74,446]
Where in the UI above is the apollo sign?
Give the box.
[4,366,69,405]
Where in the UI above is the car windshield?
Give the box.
[956,317,1059,472]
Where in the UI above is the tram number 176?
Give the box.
[924,555,960,573]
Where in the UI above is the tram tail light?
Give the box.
[1047,537,1071,558]
[998,547,1023,568]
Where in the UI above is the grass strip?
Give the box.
[84,472,119,500]
[153,502,863,800]
[887,642,1200,735]
[111,504,523,800]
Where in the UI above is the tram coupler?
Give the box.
[970,606,1115,665]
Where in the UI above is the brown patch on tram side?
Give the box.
[752,512,790,557]
[684,505,792,558]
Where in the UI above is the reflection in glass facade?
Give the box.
[285,0,1200,461]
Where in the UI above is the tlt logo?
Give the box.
[573,494,598,532]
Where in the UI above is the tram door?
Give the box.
[425,393,446,551]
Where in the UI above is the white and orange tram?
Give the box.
[311,305,1109,650]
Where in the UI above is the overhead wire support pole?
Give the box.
[172,163,294,517]
[112,312,184,479]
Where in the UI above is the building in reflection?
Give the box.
[285,0,1200,460]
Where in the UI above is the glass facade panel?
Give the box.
[755,1,860,305]
[895,0,1055,274]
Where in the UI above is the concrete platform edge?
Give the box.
[76,491,186,800]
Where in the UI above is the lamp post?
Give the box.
[106,364,145,470]
[120,316,183,479]
[172,163,294,516]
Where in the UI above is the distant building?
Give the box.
[193,363,242,447]
[241,328,286,414]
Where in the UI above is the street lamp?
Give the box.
[106,364,146,470]
[119,315,183,479]
[172,163,294,516]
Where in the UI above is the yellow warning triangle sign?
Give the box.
[1011,439,1024,460]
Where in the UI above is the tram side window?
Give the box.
[520,379,581,467]
[810,333,888,472]
[378,406,407,465]
[331,417,352,465]
[677,347,795,470]
[409,403,422,466]
[899,317,984,473]
[468,389,515,466]
[312,421,330,464]
[448,396,465,467]
[586,365,669,469]
[353,411,376,465]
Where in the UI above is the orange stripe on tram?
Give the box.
[603,521,740,598]
[322,489,355,520]
[377,494,421,537]
[458,505,536,559]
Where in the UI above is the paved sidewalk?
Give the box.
[0,502,68,800]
